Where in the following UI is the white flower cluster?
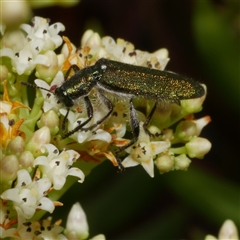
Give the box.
[0,17,85,239]
[0,15,211,239]
[0,16,65,75]
[80,29,170,69]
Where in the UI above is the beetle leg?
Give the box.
[114,98,140,171]
[81,90,114,131]
[63,96,93,138]
[143,101,161,137]
[65,64,80,80]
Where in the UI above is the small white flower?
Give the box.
[34,144,84,190]
[122,122,170,177]
[20,16,65,51]
[35,71,64,112]
[1,169,54,219]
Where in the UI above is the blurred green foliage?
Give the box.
[193,0,239,111]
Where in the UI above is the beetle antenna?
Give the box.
[20,81,53,93]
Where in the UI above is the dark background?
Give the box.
[34,0,239,239]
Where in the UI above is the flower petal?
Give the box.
[38,197,55,213]
[122,156,139,167]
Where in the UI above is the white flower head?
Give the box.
[101,34,169,69]
[34,144,84,190]
[1,169,54,219]
[15,207,67,240]
[122,122,170,177]
[0,16,65,75]
[101,36,137,64]
[0,42,50,75]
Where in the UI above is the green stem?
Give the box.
[169,146,187,155]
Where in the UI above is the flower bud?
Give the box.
[19,151,34,169]
[218,220,239,240]
[154,48,169,60]
[0,155,19,182]
[147,125,161,137]
[81,30,94,45]
[181,84,207,113]
[26,127,51,156]
[65,202,89,240]
[81,30,101,47]
[0,65,9,82]
[174,154,191,171]
[155,154,174,174]
[85,32,101,48]
[35,50,59,83]
[1,1,31,27]
[192,116,211,136]
[185,137,212,159]
[38,110,59,135]
[175,120,197,141]
[161,129,174,141]
[7,136,25,155]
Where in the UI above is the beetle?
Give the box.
[22,58,205,170]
